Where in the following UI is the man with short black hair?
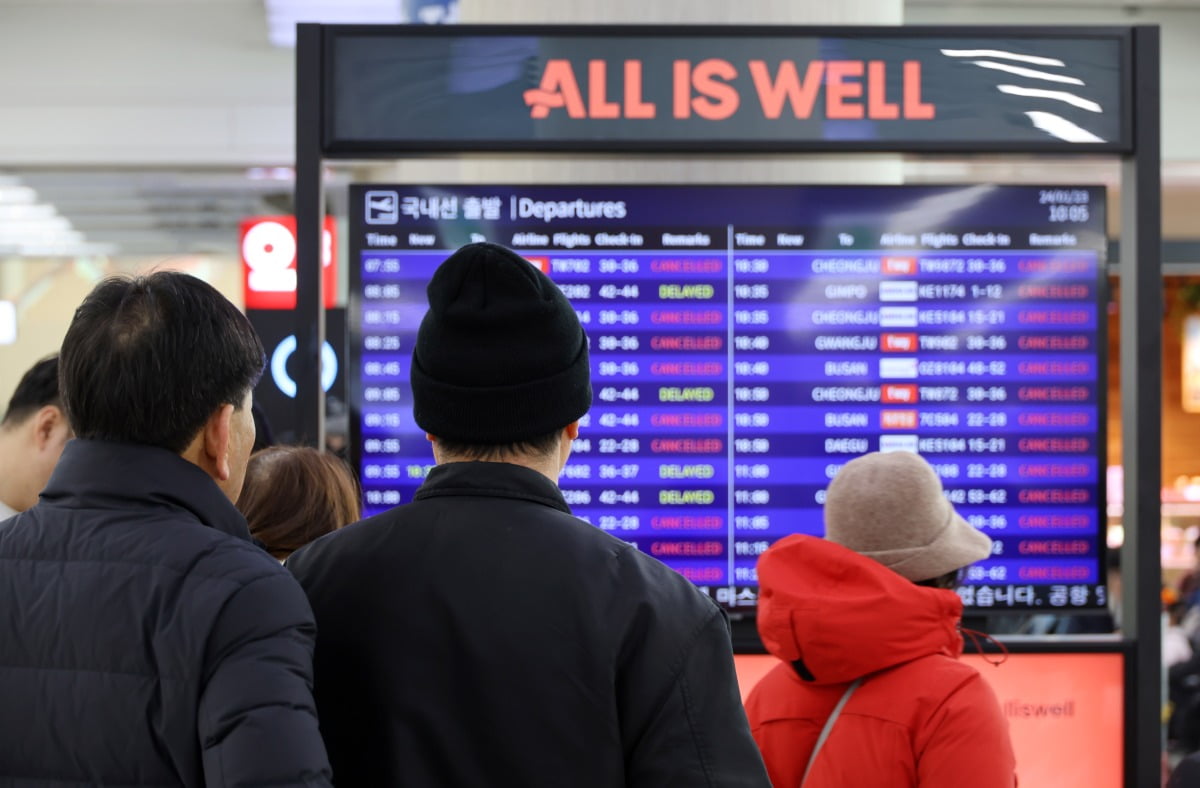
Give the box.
[0,355,69,518]
[289,243,769,787]
[0,272,331,786]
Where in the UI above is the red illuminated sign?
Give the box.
[241,215,338,310]
[881,333,918,352]
[524,255,551,274]
[880,409,919,429]
[881,384,918,403]
[882,256,918,275]
[523,58,934,122]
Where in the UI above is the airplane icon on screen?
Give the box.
[365,191,399,224]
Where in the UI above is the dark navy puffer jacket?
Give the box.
[0,439,332,787]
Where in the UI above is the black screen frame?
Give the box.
[320,24,1133,156]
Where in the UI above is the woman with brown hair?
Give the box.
[237,446,360,561]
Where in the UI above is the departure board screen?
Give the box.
[349,184,1107,612]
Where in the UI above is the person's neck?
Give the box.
[440,455,561,484]
[0,429,29,512]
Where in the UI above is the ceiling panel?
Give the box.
[2,169,294,257]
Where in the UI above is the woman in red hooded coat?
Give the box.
[744,451,1017,788]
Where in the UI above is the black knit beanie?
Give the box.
[411,242,592,444]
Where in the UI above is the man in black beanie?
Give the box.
[289,243,769,787]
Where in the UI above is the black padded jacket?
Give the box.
[288,460,770,788]
[0,439,332,787]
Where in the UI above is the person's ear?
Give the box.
[558,421,581,469]
[203,404,236,482]
[33,405,67,451]
[426,433,443,464]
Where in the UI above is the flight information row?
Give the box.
[361,304,1099,331]
[359,356,1096,383]
[360,456,1099,484]
[360,401,1096,432]
[361,249,1099,281]
[364,331,1097,356]
[359,429,1091,456]
[360,383,1096,406]
[613,551,1100,584]
[363,279,1097,301]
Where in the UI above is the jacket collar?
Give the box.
[40,439,252,542]
[414,461,571,514]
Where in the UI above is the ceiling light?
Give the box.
[0,301,14,345]
[1,241,116,258]
[0,186,37,204]
[0,217,74,239]
[0,173,107,257]
[0,204,56,221]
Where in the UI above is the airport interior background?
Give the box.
[0,1,1197,784]
[9,0,1200,582]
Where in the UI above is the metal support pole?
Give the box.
[1120,25,1162,788]
[295,22,326,448]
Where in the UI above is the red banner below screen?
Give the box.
[734,651,1124,787]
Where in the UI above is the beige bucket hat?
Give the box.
[824,451,994,582]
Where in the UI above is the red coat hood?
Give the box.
[756,535,964,685]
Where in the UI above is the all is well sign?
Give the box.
[325,29,1127,151]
